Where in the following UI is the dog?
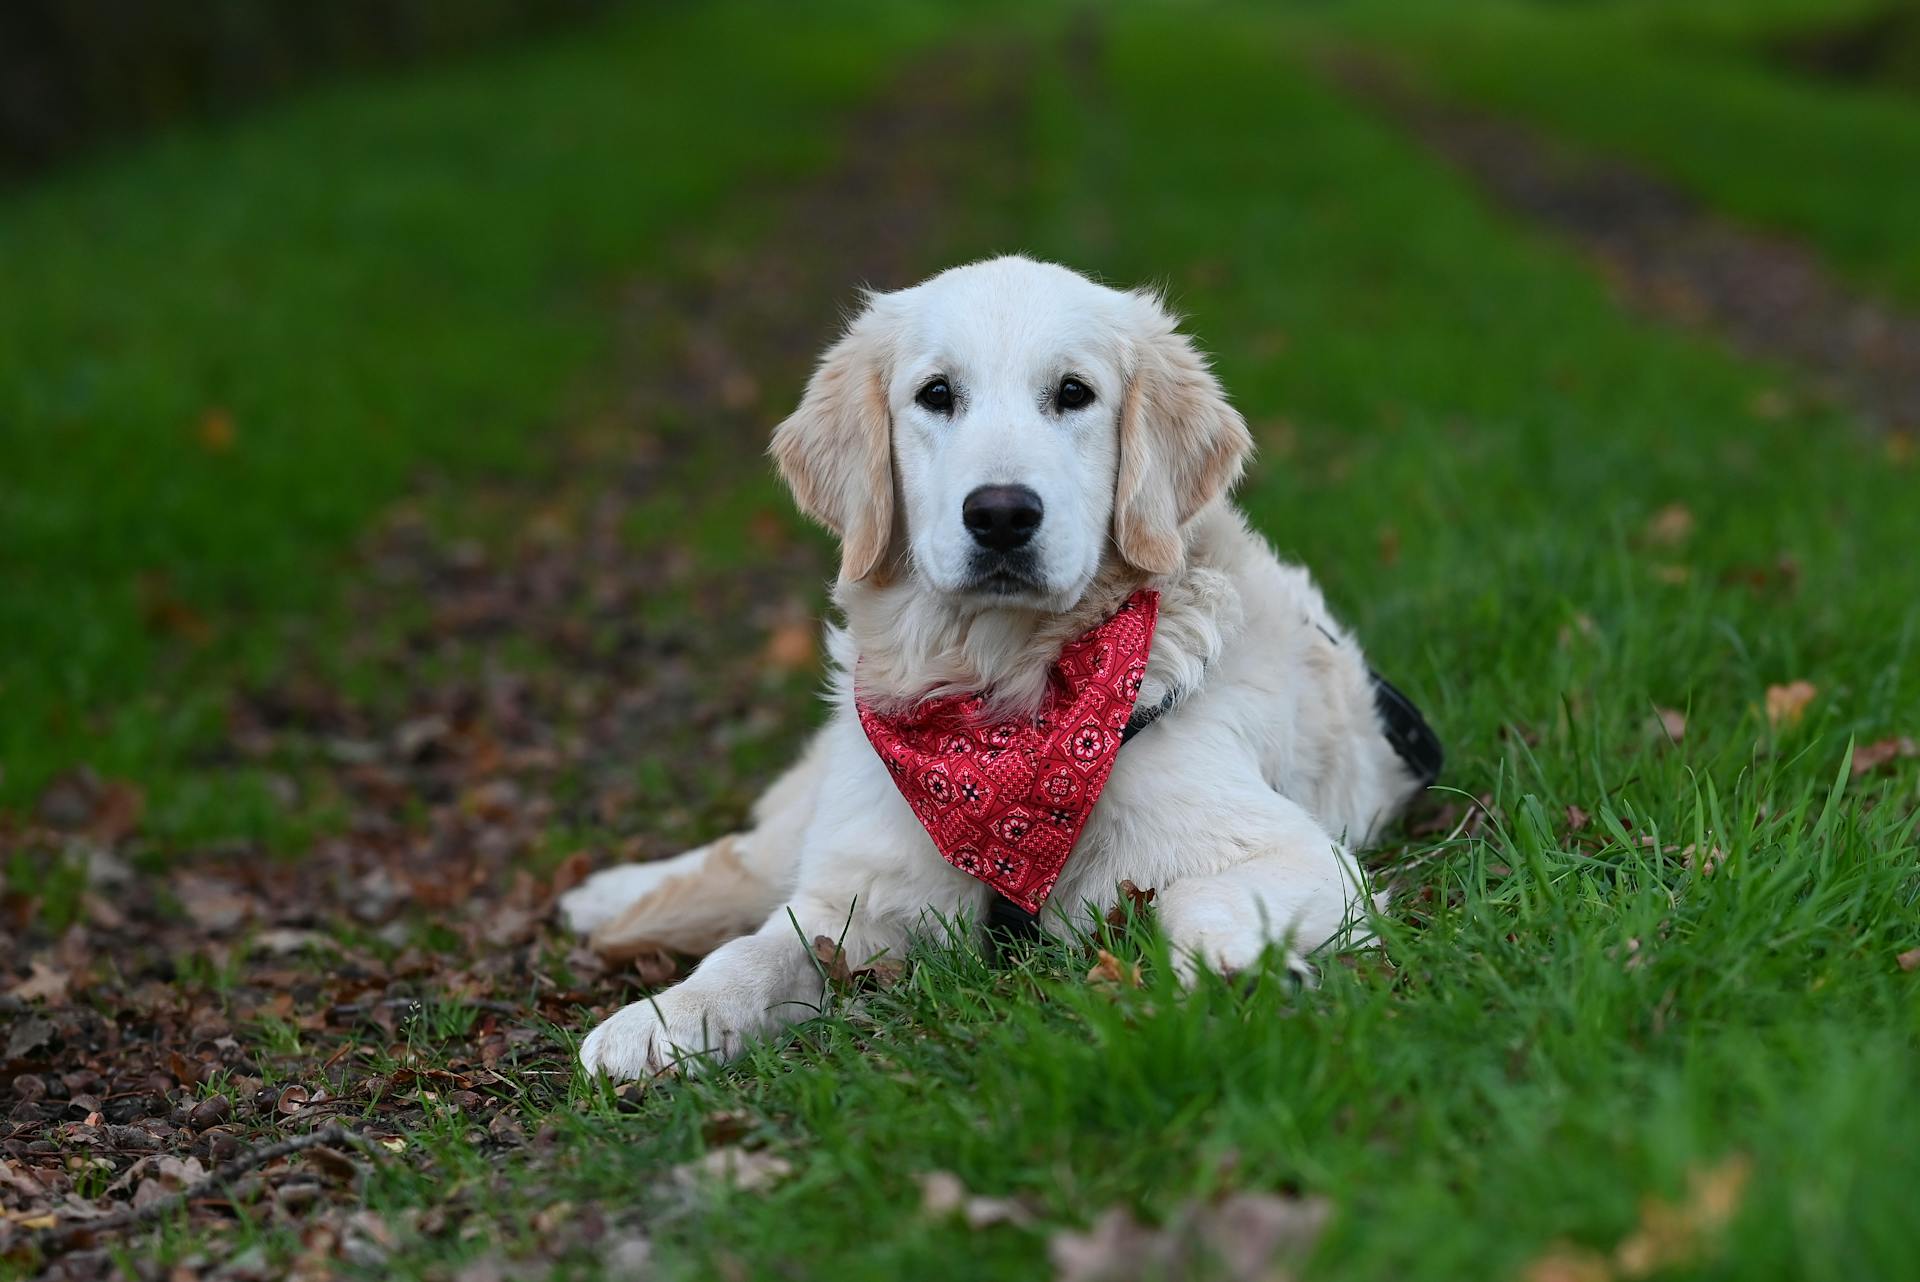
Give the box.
[565,256,1437,1079]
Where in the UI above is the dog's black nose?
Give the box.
[962,484,1044,552]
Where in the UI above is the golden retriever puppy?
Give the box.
[566,256,1438,1079]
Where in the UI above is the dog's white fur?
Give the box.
[567,257,1424,1079]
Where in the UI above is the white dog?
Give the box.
[565,256,1438,1080]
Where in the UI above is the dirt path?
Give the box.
[1,50,1027,1276]
[1338,58,1920,435]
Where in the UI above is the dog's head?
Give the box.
[772,256,1250,610]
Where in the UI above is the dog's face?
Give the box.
[773,256,1250,609]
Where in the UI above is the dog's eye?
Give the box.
[916,379,953,413]
[1057,377,1094,410]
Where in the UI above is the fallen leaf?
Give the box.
[1205,1193,1332,1281]
[1765,680,1817,730]
[1564,804,1591,833]
[918,1170,1035,1229]
[670,1147,792,1194]
[810,935,906,992]
[5,1015,54,1059]
[1103,880,1158,936]
[1049,1192,1330,1282]
[1852,736,1917,777]
[1522,1244,1613,1282]
[1681,843,1726,877]
[1613,1154,1751,1277]
[6,961,70,1005]
[172,872,256,933]
[550,850,595,896]
[762,619,816,673]
[1897,947,1920,973]
[198,407,237,452]
[1652,707,1687,744]
[1086,949,1142,988]
[1050,1206,1165,1282]
[251,928,331,956]
[1643,503,1695,547]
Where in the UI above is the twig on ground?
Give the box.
[27,1124,383,1256]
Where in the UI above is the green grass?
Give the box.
[0,0,948,835]
[537,10,1919,1280]
[1322,0,1920,304]
[7,3,1920,1280]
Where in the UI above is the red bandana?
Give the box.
[856,591,1160,914]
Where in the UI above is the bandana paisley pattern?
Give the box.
[856,591,1159,914]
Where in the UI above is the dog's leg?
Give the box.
[558,733,824,956]
[576,887,907,1080]
[1118,768,1372,984]
[578,737,989,1082]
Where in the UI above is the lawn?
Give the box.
[1322,0,1920,301]
[4,3,1917,1280]
[0,0,947,840]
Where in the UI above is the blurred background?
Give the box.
[3,0,1914,834]
[2,2,1918,1276]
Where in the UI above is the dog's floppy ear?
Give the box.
[770,301,895,583]
[1112,292,1253,576]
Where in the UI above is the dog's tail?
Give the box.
[565,736,823,959]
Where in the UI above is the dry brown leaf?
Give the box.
[1102,880,1158,936]
[810,935,906,992]
[670,1147,792,1194]
[1522,1245,1613,1282]
[1049,1192,1330,1282]
[198,407,237,452]
[1652,707,1687,743]
[917,1170,1034,1229]
[6,961,70,1005]
[1852,736,1918,777]
[172,871,256,933]
[1681,844,1726,877]
[1086,949,1141,988]
[1564,804,1591,833]
[1613,1154,1751,1277]
[1051,1206,1164,1282]
[1205,1192,1332,1281]
[1643,503,1695,547]
[763,619,816,673]
[1764,680,1817,730]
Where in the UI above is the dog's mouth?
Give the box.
[962,550,1046,599]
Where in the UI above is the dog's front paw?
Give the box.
[1169,930,1318,989]
[578,990,748,1081]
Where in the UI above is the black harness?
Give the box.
[985,658,1442,946]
